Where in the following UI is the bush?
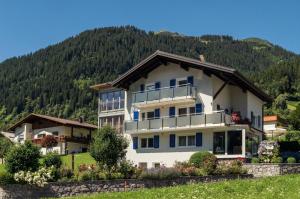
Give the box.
[140,167,181,180]
[189,152,217,174]
[78,164,96,172]
[5,141,40,173]
[109,172,124,179]
[0,171,15,185]
[216,160,247,175]
[42,152,62,168]
[117,160,136,179]
[14,166,56,187]
[173,161,199,176]
[287,157,297,163]
[271,157,283,163]
[78,170,99,181]
[251,157,260,163]
[59,166,74,179]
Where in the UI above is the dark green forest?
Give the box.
[0,26,300,130]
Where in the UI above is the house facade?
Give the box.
[92,50,271,168]
[263,115,287,138]
[8,114,97,155]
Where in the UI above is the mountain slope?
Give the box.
[0,26,299,129]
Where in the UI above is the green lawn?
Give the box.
[65,174,300,199]
[61,152,96,173]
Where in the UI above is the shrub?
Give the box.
[78,164,96,172]
[271,157,283,163]
[0,138,13,163]
[42,152,62,168]
[59,166,74,179]
[5,141,40,173]
[287,157,297,163]
[216,160,247,175]
[174,161,198,176]
[14,166,56,187]
[0,171,15,185]
[117,160,136,179]
[251,157,260,163]
[189,151,217,174]
[140,167,180,180]
[109,172,124,179]
[78,170,99,181]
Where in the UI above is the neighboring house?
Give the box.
[8,114,97,155]
[92,50,272,168]
[263,115,287,138]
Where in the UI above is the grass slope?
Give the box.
[65,174,300,199]
[61,152,95,173]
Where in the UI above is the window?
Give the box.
[141,138,147,148]
[147,111,155,120]
[213,132,225,154]
[139,162,147,170]
[257,115,261,128]
[189,107,195,115]
[146,84,155,91]
[178,108,187,116]
[37,134,45,138]
[178,79,187,86]
[187,135,196,146]
[227,131,242,155]
[142,113,146,120]
[52,131,59,136]
[178,136,186,146]
[141,138,154,148]
[178,135,196,147]
[217,104,221,110]
[153,163,160,168]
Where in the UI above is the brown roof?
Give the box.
[8,113,97,131]
[111,50,272,102]
[90,82,113,91]
[264,115,278,122]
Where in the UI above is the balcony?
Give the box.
[132,84,196,108]
[124,111,232,134]
[99,99,124,114]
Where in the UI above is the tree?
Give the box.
[5,141,40,173]
[0,138,13,163]
[289,104,300,130]
[90,126,128,173]
[40,135,58,153]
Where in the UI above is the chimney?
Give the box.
[79,116,84,123]
[199,54,205,62]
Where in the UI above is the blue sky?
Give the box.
[0,0,299,62]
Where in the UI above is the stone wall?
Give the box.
[243,163,300,177]
[0,175,252,199]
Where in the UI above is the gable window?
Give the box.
[141,138,154,148]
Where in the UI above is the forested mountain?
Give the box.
[0,26,300,129]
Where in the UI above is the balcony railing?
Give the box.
[124,111,232,133]
[99,99,124,113]
[132,84,196,104]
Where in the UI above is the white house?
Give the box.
[263,115,287,138]
[92,50,271,168]
[8,113,97,155]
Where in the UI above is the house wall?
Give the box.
[247,91,264,130]
[264,122,276,131]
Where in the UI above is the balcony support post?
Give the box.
[204,114,206,126]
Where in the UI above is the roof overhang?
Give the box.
[111,50,272,103]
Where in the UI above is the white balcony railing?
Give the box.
[124,111,232,133]
[132,84,196,104]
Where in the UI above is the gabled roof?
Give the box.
[8,113,97,131]
[112,50,272,102]
[90,82,113,91]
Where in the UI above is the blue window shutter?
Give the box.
[170,79,176,87]
[196,133,202,147]
[154,109,160,119]
[154,135,159,148]
[187,76,194,86]
[155,82,160,90]
[133,111,139,121]
[133,137,138,149]
[195,103,203,114]
[140,84,145,92]
[169,107,175,117]
[169,134,175,148]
